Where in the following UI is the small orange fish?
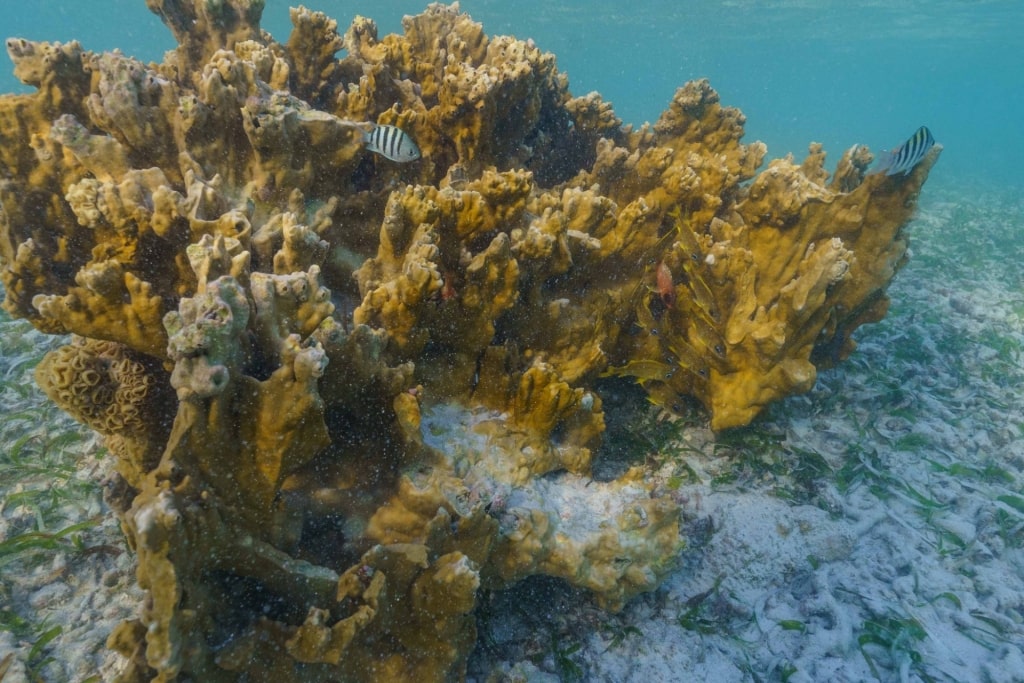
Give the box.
[441,270,458,301]
[656,261,675,307]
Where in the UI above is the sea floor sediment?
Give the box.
[2,185,1022,682]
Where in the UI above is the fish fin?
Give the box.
[871,149,896,175]
[352,121,374,140]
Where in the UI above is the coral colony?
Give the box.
[0,1,937,680]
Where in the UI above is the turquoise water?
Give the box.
[4,1,1022,190]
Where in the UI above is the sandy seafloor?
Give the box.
[1,183,1023,682]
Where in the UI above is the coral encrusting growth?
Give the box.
[0,1,937,680]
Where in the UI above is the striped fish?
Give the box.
[363,124,421,162]
[876,125,936,176]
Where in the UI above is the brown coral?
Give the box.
[35,336,173,484]
[0,1,938,681]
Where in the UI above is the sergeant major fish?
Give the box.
[875,125,936,176]
[363,124,421,162]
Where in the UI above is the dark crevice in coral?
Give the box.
[204,570,300,641]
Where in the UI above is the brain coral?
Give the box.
[0,1,938,681]
[34,336,172,485]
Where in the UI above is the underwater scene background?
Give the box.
[0,1,1022,682]
[4,0,1022,190]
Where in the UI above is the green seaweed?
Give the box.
[676,574,727,635]
[856,614,930,682]
[993,508,1024,549]
[0,518,101,566]
[995,493,1024,515]
[777,619,806,633]
[929,591,962,610]
[893,432,932,452]
[27,624,62,666]
[549,634,583,682]
[924,458,1015,485]
[527,631,584,682]
[0,607,34,637]
[598,622,642,653]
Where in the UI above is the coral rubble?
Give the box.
[0,1,937,680]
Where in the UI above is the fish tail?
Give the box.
[873,149,896,175]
